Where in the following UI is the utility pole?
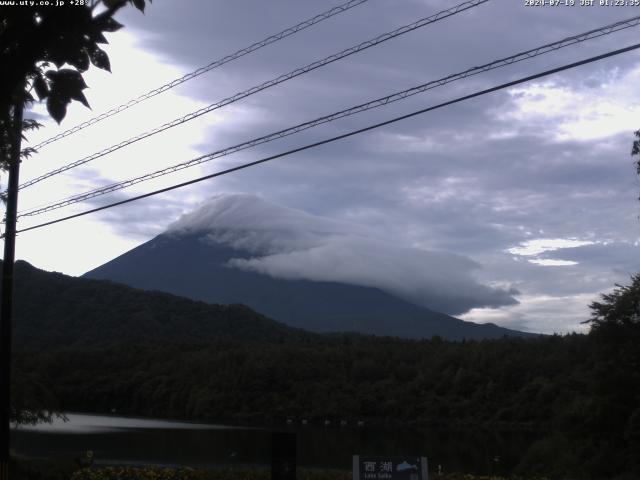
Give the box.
[0,100,24,480]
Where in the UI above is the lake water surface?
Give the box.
[12,413,536,475]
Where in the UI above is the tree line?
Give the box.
[13,318,640,478]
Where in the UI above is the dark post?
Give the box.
[0,100,24,480]
[271,432,297,480]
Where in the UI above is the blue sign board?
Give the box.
[353,456,428,480]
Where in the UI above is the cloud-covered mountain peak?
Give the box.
[164,194,518,316]
[166,193,370,254]
[167,194,311,234]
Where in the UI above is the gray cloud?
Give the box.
[168,194,519,315]
[46,0,640,333]
[542,241,640,272]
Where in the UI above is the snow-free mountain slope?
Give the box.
[85,194,530,340]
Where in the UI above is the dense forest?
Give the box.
[13,325,640,478]
[7,262,640,478]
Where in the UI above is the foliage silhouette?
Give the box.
[0,0,151,169]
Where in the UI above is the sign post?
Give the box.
[353,456,428,480]
[271,432,296,480]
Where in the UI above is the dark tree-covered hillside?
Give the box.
[7,261,640,479]
[4,260,316,348]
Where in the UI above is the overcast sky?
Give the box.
[8,0,640,334]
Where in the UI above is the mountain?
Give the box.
[6,260,316,350]
[84,195,532,340]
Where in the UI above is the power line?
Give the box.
[16,0,490,192]
[18,14,640,218]
[29,0,371,151]
[12,42,640,236]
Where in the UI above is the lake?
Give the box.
[12,413,537,475]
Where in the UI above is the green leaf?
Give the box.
[89,46,110,72]
[21,147,38,159]
[93,31,109,44]
[22,119,43,132]
[46,96,67,124]
[69,50,90,72]
[72,90,90,109]
[47,69,88,91]
[96,14,123,33]
[33,75,49,100]
[131,0,145,12]
[102,0,127,7]
[45,69,91,114]
[48,50,67,69]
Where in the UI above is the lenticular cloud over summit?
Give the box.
[167,194,518,315]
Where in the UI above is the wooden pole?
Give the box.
[0,100,24,480]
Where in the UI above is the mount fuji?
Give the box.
[84,194,530,340]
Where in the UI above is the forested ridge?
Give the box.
[13,325,640,478]
[7,261,640,478]
[17,335,588,426]
[6,260,317,348]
